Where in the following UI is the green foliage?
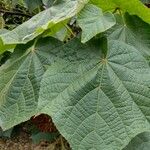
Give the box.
[77,4,116,43]
[0,128,13,138]
[38,38,150,150]
[109,13,150,57]
[0,0,86,52]
[0,37,69,130]
[0,16,5,29]
[24,0,43,11]
[42,0,55,7]
[90,0,117,11]
[0,0,150,150]
[91,0,150,23]
[31,132,59,144]
[141,0,150,4]
[124,132,150,150]
[0,0,88,54]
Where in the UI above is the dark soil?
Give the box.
[0,130,70,150]
[0,115,71,150]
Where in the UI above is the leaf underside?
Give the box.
[0,0,89,53]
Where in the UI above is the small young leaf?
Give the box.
[77,4,116,43]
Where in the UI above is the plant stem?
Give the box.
[113,7,119,14]
[0,9,32,17]
[64,24,76,37]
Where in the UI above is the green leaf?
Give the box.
[0,0,89,54]
[90,0,117,11]
[124,132,150,150]
[0,37,70,130]
[38,38,150,150]
[90,0,150,23]
[0,128,13,138]
[42,0,55,7]
[31,132,59,144]
[141,0,150,4]
[109,13,150,58]
[0,29,15,54]
[24,0,43,11]
[42,21,69,41]
[0,29,8,35]
[77,4,116,43]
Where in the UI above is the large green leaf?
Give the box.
[38,38,150,150]
[109,13,150,58]
[77,4,116,43]
[0,0,88,54]
[90,0,150,23]
[124,132,150,150]
[0,37,72,130]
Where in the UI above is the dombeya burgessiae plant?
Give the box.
[1,0,150,150]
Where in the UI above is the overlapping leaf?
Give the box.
[77,4,116,43]
[124,132,150,150]
[0,29,15,54]
[90,0,150,23]
[0,0,88,54]
[90,0,117,11]
[109,13,150,58]
[42,0,55,7]
[24,0,43,11]
[38,38,150,150]
[1,0,150,149]
[141,0,150,4]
